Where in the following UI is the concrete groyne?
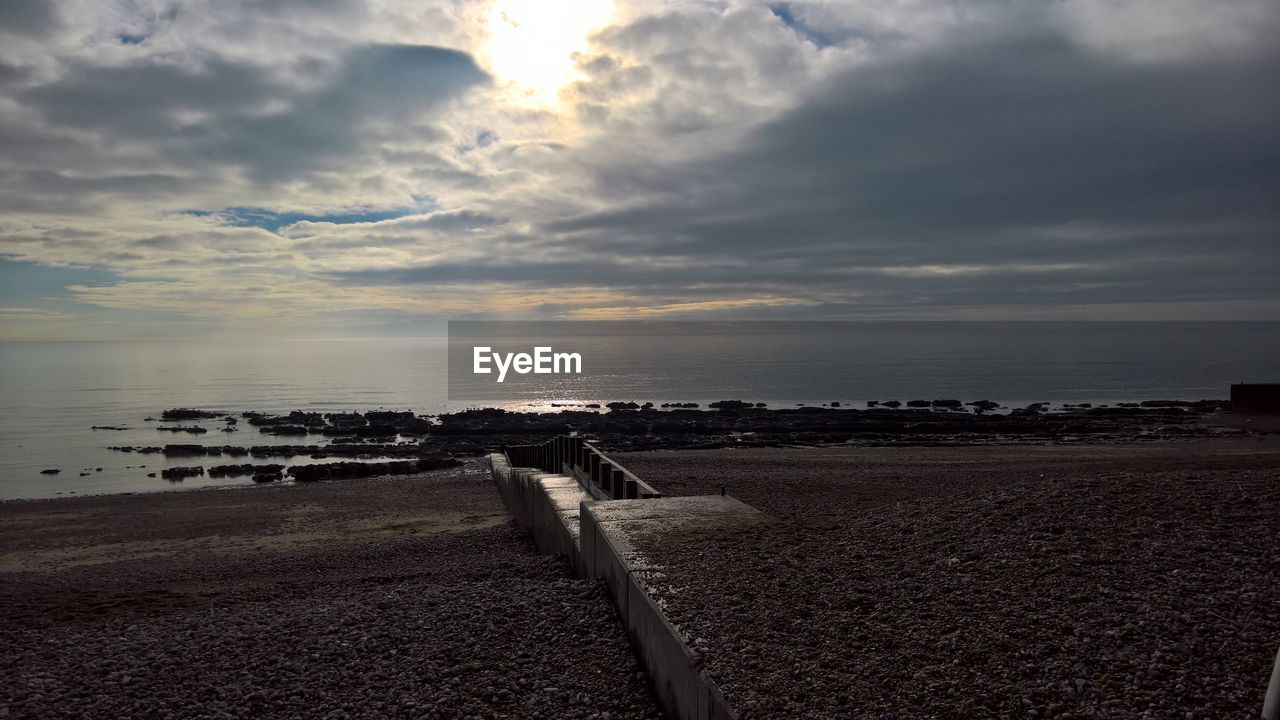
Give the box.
[491,435,760,720]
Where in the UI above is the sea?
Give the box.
[2,321,1277,500]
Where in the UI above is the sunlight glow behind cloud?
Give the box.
[484,0,614,105]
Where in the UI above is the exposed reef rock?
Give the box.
[161,409,223,420]
[104,400,1243,485]
[161,466,204,481]
[287,460,420,483]
[208,463,284,478]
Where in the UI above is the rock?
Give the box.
[160,466,204,481]
[288,460,419,483]
[288,410,326,425]
[906,400,931,408]
[40,469,60,475]
[709,400,755,411]
[157,426,208,434]
[252,471,283,483]
[259,425,310,436]
[208,463,284,478]
[161,408,222,420]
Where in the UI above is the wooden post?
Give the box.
[598,460,613,495]
[611,468,625,499]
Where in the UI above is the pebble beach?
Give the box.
[617,441,1280,718]
[4,435,1279,719]
[0,462,660,719]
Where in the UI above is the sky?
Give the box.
[0,0,1278,340]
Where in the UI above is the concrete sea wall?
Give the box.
[489,436,758,720]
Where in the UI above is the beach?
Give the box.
[3,431,1280,718]
[617,440,1280,718]
[0,462,660,719]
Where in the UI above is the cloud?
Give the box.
[516,22,1280,316]
[0,0,1278,333]
[0,0,61,37]
[18,42,488,185]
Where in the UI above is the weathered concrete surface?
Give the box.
[581,497,766,720]
[490,453,763,720]
[488,454,590,565]
[1265,644,1280,720]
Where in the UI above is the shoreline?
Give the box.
[7,398,1276,501]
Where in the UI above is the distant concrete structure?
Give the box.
[1231,383,1280,414]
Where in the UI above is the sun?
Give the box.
[484,0,614,105]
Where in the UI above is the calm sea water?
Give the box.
[2,322,1277,500]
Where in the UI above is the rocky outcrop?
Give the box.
[161,466,204,481]
[208,463,284,478]
[288,460,420,483]
[161,409,222,420]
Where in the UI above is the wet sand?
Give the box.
[0,462,660,719]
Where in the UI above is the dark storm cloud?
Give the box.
[21,57,285,138]
[327,28,1280,316]
[18,43,489,184]
[562,37,1279,238]
[213,44,489,182]
[0,0,61,37]
[515,33,1279,312]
